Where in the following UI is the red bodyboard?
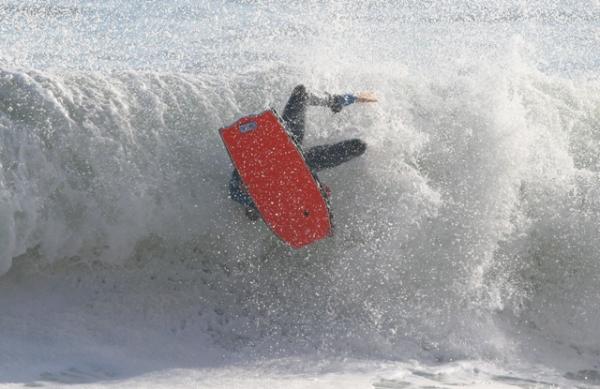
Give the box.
[220,110,333,248]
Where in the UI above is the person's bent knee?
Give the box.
[291,84,307,97]
[349,138,367,156]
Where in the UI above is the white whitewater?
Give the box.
[0,1,599,387]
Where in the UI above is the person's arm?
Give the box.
[303,89,378,112]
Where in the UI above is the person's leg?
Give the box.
[281,85,310,144]
[304,139,367,172]
[229,170,260,220]
[281,85,342,144]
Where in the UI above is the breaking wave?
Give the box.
[1,46,599,361]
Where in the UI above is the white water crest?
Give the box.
[0,0,599,387]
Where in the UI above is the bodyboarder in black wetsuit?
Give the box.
[229,85,376,220]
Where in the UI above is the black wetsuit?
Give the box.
[229,85,367,212]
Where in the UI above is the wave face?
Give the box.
[1,0,599,364]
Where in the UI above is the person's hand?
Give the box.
[356,92,378,103]
[331,92,378,113]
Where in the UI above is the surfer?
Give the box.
[229,85,377,220]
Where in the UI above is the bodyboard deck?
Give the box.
[220,110,332,248]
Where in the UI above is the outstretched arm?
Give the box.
[305,90,378,108]
[283,85,377,143]
[327,91,378,112]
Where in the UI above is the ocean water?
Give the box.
[1,0,600,387]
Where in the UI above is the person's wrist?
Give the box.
[341,94,357,106]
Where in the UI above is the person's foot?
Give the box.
[346,138,367,156]
[245,206,260,221]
